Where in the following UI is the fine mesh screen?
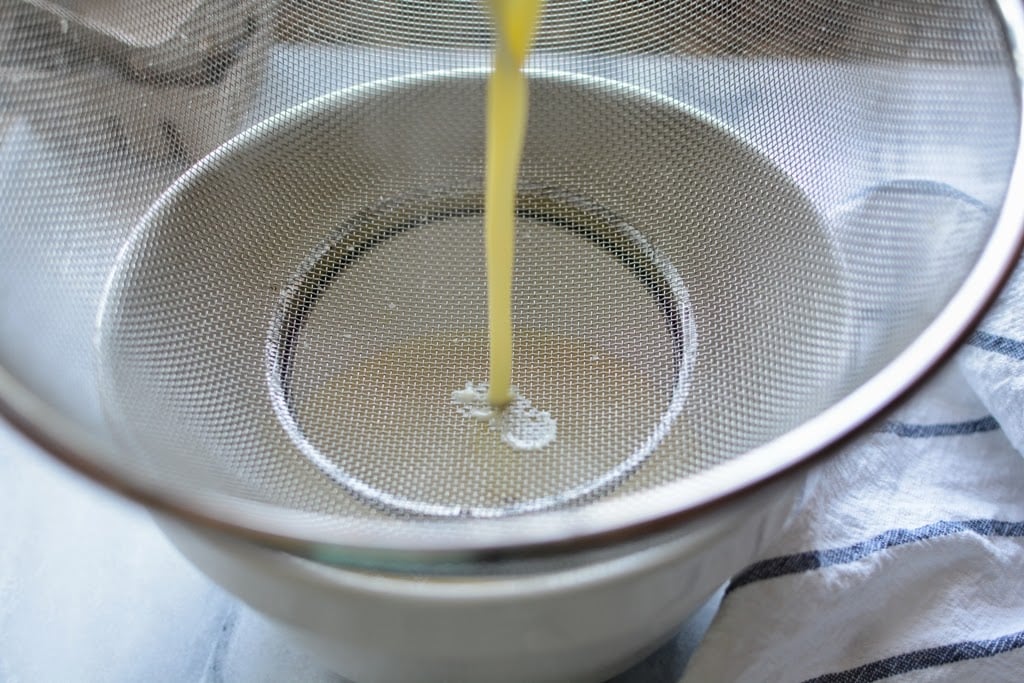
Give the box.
[0,0,1021,563]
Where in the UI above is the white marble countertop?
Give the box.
[0,421,717,682]
[1,422,337,682]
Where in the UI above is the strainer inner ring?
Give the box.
[266,186,696,518]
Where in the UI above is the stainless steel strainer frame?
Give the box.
[2,0,1024,570]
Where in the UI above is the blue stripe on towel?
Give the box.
[968,330,1024,361]
[800,630,1024,683]
[728,520,1024,593]
[879,416,1000,438]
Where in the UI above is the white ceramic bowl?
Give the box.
[159,467,809,683]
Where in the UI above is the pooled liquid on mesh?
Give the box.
[451,381,556,450]
[295,330,672,511]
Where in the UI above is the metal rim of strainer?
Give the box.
[2,0,1024,570]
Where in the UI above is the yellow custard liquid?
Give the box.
[484,0,545,407]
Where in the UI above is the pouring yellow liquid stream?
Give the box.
[484,0,545,408]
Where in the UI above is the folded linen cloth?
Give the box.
[681,264,1024,682]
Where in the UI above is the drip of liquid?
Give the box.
[484,0,545,408]
[452,381,556,451]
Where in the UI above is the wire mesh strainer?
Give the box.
[1,0,1023,570]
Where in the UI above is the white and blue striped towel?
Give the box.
[681,266,1024,682]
